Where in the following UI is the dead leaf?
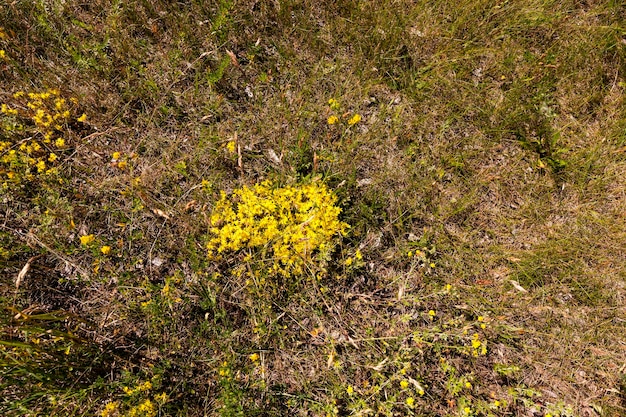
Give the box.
[509,280,528,293]
[185,200,197,212]
[16,260,31,290]
[267,148,282,165]
[152,208,170,219]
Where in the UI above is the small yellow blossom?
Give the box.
[344,257,353,266]
[112,151,121,161]
[48,152,57,162]
[117,160,128,170]
[400,380,409,389]
[346,385,354,395]
[77,113,87,122]
[100,246,111,255]
[249,353,260,361]
[226,140,236,153]
[347,114,362,125]
[327,115,339,125]
[80,234,95,245]
[328,98,340,110]
[154,392,168,404]
[465,381,472,389]
[55,138,65,147]
[428,310,436,318]
[494,400,501,407]
[101,401,119,417]
[36,160,46,173]
[0,50,5,59]
[406,397,415,407]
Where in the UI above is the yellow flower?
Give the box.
[347,114,362,125]
[207,180,348,277]
[428,310,436,318]
[112,151,121,160]
[249,353,259,361]
[100,401,119,417]
[328,98,340,110]
[226,140,236,153]
[327,115,339,125]
[55,138,65,147]
[400,380,409,389]
[346,385,354,395]
[465,381,472,389]
[406,397,415,407]
[100,246,111,255]
[48,152,57,162]
[80,234,95,245]
[154,392,169,404]
[77,113,87,122]
[36,160,46,173]
[0,50,5,59]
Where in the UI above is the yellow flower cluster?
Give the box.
[123,380,152,396]
[125,399,155,417]
[20,89,77,141]
[207,180,349,276]
[0,89,85,184]
[326,98,362,127]
[101,401,119,417]
[469,333,487,357]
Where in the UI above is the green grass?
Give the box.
[1,0,626,416]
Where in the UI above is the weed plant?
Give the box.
[1,1,625,416]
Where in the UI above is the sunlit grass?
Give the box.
[1,1,625,416]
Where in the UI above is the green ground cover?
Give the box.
[1,1,625,416]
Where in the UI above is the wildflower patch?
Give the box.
[0,88,85,186]
[207,180,348,276]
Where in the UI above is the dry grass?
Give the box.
[1,1,625,416]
